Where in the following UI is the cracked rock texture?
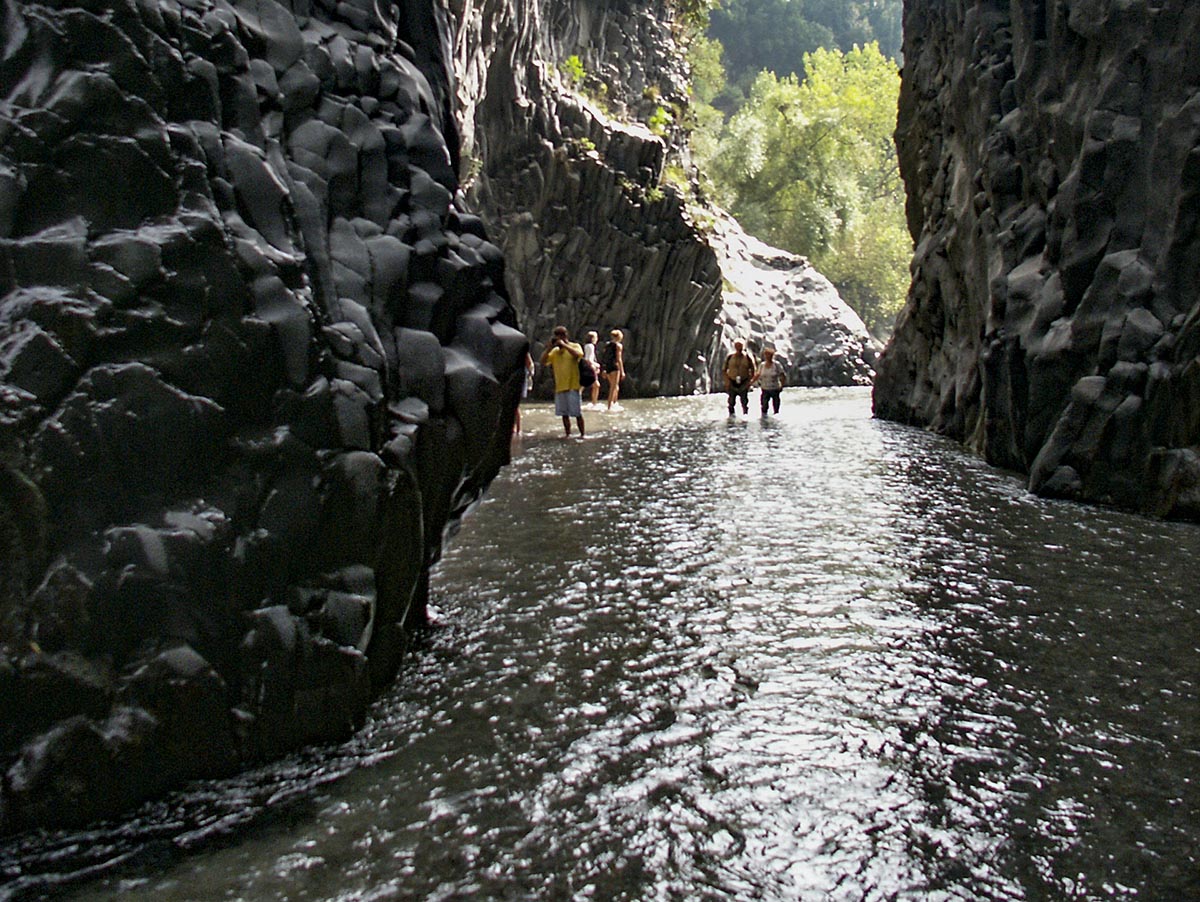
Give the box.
[0,0,522,830]
[448,0,876,394]
[874,0,1200,518]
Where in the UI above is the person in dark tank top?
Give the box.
[601,329,625,411]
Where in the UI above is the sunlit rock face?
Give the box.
[0,0,523,829]
[875,1,1200,518]
[449,0,877,396]
[710,217,878,389]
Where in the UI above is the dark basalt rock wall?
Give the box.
[0,0,523,830]
[874,1,1200,518]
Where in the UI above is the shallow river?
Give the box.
[7,388,1200,900]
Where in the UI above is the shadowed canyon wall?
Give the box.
[0,0,523,829]
[0,0,877,832]
[874,0,1200,518]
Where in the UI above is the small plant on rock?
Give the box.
[663,164,689,189]
[560,54,586,87]
[648,105,672,136]
[462,155,483,184]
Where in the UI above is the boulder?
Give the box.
[707,217,878,390]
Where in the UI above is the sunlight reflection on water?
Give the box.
[43,387,1200,901]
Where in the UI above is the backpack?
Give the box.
[579,356,596,387]
[600,341,618,370]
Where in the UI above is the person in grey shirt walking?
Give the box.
[754,347,786,416]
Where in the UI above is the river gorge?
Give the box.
[3,0,1200,895]
[3,389,1196,900]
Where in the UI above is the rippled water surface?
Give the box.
[12,389,1200,900]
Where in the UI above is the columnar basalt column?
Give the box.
[875,0,1200,518]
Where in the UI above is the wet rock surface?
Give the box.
[874,0,1200,518]
[0,0,522,830]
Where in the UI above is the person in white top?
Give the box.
[754,347,787,416]
[582,331,601,407]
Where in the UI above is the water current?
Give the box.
[4,388,1199,900]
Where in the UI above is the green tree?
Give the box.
[685,33,728,164]
[687,33,726,106]
[709,0,835,86]
[705,43,909,333]
[709,0,902,90]
[816,200,911,335]
[673,0,720,32]
[804,0,902,60]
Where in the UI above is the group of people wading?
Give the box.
[722,340,787,417]
[528,326,787,438]
[536,326,625,438]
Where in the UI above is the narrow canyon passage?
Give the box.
[9,388,1198,901]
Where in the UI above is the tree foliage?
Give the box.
[685,32,727,163]
[709,0,833,87]
[687,32,726,106]
[816,200,911,334]
[702,43,909,334]
[709,0,902,88]
[673,0,721,32]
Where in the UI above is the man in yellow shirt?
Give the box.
[540,325,586,438]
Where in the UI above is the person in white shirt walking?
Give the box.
[754,347,787,416]
[582,331,601,408]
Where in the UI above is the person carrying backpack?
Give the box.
[723,340,756,415]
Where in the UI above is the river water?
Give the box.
[6,388,1200,900]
